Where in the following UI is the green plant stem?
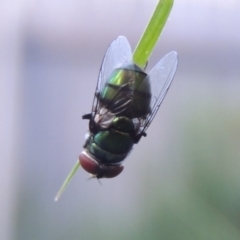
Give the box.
[133,0,174,68]
[54,160,80,201]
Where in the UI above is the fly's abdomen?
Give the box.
[100,64,151,118]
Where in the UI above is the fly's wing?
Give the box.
[138,51,178,135]
[91,36,132,115]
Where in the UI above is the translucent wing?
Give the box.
[138,51,178,134]
[98,36,132,92]
[91,36,132,115]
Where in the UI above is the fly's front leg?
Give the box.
[133,132,147,144]
[82,113,92,120]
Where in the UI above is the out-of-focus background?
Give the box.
[1,0,240,239]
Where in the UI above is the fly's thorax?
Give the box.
[84,116,136,165]
[111,116,135,133]
[86,128,133,164]
[94,130,133,153]
[100,64,151,118]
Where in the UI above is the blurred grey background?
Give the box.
[1,0,240,239]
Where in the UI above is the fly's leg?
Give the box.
[133,132,147,144]
[82,113,92,120]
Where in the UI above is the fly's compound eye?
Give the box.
[79,151,124,178]
[79,151,99,175]
[103,165,124,178]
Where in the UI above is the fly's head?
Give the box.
[79,151,124,179]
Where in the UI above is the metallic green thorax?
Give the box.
[86,116,135,164]
[100,64,151,118]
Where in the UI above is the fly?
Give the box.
[79,36,178,179]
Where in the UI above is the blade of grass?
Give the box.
[133,0,174,68]
[54,160,80,201]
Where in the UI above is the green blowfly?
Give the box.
[55,0,177,201]
[80,36,178,178]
